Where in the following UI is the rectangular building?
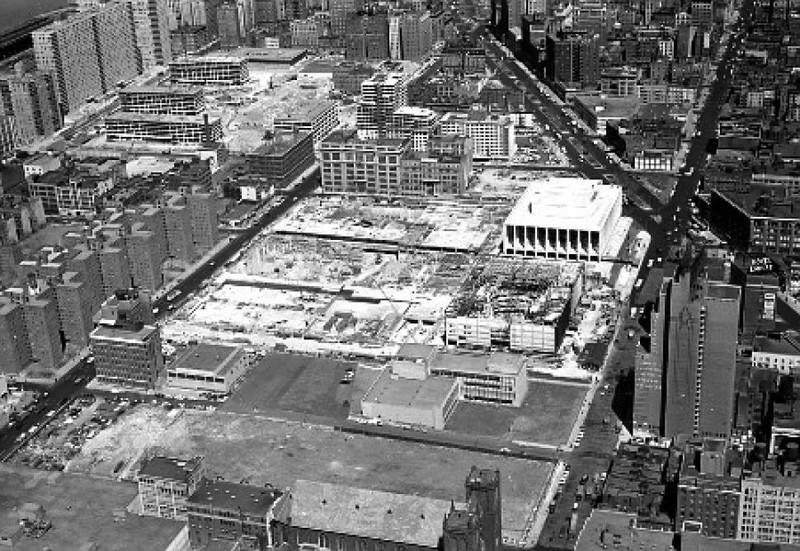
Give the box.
[187,191,218,252]
[166,343,249,394]
[186,479,285,551]
[0,70,61,146]
[105,112,223,144]
[137,455,205,520]
[119,85,204,116]
[91,323,162,389]
[357,71,408,138]
[360,365,460,429]
[33,2,140,113]
[430,352,528,406]
[387,106,441,152]
[0,298,32,373]
[168,56,249,85]
[320,129,410,196]
[273,100,339,144]
[502,177,623,262]
[246,131,315,188]
[439,112,516,160]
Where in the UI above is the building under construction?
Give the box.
[445,258,583,353]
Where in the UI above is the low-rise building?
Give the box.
[360,361,460,429]
[105,113,223,144]
[166,343,249,394]
[246,131,315,189]
[273,100,339,144]
[169,57,249,85]
[186,479,285,550]
[439,112,516,160]
[119,85,204,116]
[137,455,206,520]
[502,177,623,261]
[320,129,410,196]
[752,334,800,375]
[429,351,528,406]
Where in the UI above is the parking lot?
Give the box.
[13,395,144,473]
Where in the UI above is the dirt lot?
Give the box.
[446,381,588,447]
[67,405,553,541]
[0,463,182,551]
[221,353,357,420]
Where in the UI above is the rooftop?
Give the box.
[505,177,622,232]
[440,111,513,124]
[575,510,673,551]
[187,479,282,517]
[322,128,408,148]
[706,282,742,301]
[138,455,204,482]
[90,324,158,344]
[753,334,800,356]
[121,85,202,97]
[290,479,457,547]
[362,368,459,410]
[714,188,800,220]
[106,112,221,124]
[572,94,641,118]
[432,351,525,376]
[169,343,245,375]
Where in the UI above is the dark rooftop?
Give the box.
[187,479,282,517]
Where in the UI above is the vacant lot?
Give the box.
[0,464,182,551]
[446,381,587,447]
[221,353,356,421]
[67,405,552,541]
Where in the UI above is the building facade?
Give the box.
[137,455,206,520]
[439,112,516,160]
[169,57,249,85]
[33,3,141,113]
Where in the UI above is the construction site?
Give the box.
[445,259,584,354]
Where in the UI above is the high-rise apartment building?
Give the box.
[187,192,219,252]
[0,298,32,373]
[636,269,741,440]
[163,194,196,262]
[21,286,63,371]
[98,239,132,298]
[357,71,408,138]
[0,116,14,160]
[0,68,61,146]
[129,0,173,69]
[33,3,140,113]
[55,271,97,348]
[125,223,163,292]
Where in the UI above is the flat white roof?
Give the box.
[504,177,622,233]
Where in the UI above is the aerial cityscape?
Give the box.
[0,0,792,549]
